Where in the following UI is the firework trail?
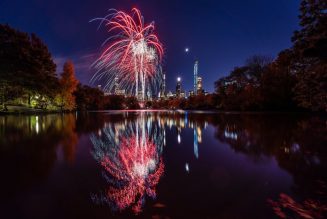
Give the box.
[90,112,165,214]
[91,8,164,100]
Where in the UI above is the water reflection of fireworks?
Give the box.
[91,114,164,214]
[268,193,327,219]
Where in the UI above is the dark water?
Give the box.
[1,111,327,219]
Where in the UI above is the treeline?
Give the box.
[74,87,139,110]
[0,24,80,111]
[148,94,218,110]
[214,0,326,112]
[0,24,140,112]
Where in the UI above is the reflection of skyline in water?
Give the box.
[168,111,206,160]
[87,112,327,217]
[1,112,326,218]
[89,111,207,213]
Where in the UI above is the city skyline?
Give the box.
[0,0,301,92]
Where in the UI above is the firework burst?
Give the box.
[91,8,164,100]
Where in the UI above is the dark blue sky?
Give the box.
[0,0,301,92]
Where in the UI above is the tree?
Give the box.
[214,55,272,110]
[103,95,125,110]
[261,50,297,110]
[292,0,327,60]
[56,61,78,111]
[125,96,140,109]
[293,62,327,111]
[74,84,104,110]
[0,24,58,109]
[292,0,327,111]
[28,34,58,100]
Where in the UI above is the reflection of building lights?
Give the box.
[177,134,181,144]
[181,120,185,128]
[35,116,39,134]
[224,130,238,140]
[197,127,202,143]
[194,129,199,159]
[164,130,166,146]
[185,163,189,173]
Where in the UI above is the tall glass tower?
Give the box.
[194,60,198,95]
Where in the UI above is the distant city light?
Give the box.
[185,47,189,53]
[185,163,190,173]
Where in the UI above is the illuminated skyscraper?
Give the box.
[194,60,198,95]
[114,76,119,94]
[176,77,182,97]
[197,76,203,94]
[160,72,166,98]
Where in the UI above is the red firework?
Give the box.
[92,8,164,98]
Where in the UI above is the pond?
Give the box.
[0,111,326,219]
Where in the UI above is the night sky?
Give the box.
[0,0,300,92]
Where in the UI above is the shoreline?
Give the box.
[1,109,325,116]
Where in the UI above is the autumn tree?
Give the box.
[56,61,78,111]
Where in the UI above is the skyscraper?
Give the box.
[176,77,182,97]
[114,76,119,94]
[197,76,203,94]
[114,76,126,96]
[194,60,198,95]
[160,72,166,98]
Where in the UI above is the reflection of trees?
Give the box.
[210,113,327,218]
[212,114,296,156]
[0,114,82,195]
[90,112,165,214]
[0,112,116,199]
[59,114,78,162]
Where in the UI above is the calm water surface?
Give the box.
[1,111,326,219]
